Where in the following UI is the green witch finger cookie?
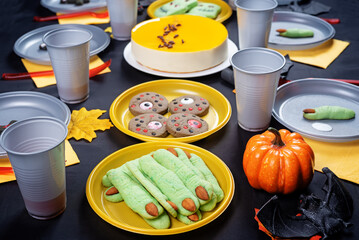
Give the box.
[177,210,202,225]
[139,155,200,216]
[189,153,224,203]
[167,148,218,211]
[152,149,214,206]
[144,212,171,229]
[276,28,314,38]
[102,175,113,188]
[104,186,124,203]
[303,106,355,120]
[126,159,178,218]
[167,148,204,179]
[106,165,164,220]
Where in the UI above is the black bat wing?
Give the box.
[322,167,353,221]
[256,195,320,238]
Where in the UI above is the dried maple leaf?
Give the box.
[67,107,113,142]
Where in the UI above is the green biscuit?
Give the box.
[189,153,224,203]
[152,149,214,206]
[200,194,217,211]
[103,186,123,203]
[303,106,355,120]
[177,210,202,225]
[279,28,314,38]
[155,0,198,17]
[102,175,112,188]
[139,155,199,216]
[155,2,188,17]
[107,165,164,220]
[187,2,221,19]
[174,148,205,178]
[174,148,218,211]
[144,212,171,229]
[126,158,178,218]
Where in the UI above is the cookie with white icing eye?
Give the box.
[129,113,168,137]
[129,92,169,116]
[166,113,208,137]
[169,95,209,117]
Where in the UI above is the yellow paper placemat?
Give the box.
[304,137,359,184]
[0,140,80,184]
[273,39,350,69]
[21,55,111,88]
[57,9,109,25]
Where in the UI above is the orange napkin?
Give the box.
[304,137,359,184]
[0,140,80,184]
[21,55,111,88]
[272,39,349,69]
[57,8,109,25]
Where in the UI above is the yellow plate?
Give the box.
[86,141,235,235]
[109,79,231,143]
[147,0,233,23]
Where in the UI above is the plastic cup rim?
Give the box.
[0,116,68,156]
[230,47,286,75]
[43,28,93,49]
[234,0,278,11]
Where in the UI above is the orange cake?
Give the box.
[131,15,228,73]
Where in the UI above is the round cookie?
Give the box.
[129,92,168,116]
[166,113,208,137]
[129,113,168,137]
[169,95,209,117]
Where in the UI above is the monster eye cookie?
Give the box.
[129,92,169,116]
[129,113,169,137]
[169,95,209,117]
[166,113,208,137]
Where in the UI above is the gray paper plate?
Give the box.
[268,11,335,50]
[0,91,71,158]
[272,79,359,142]
[41,0,106,13]
[14,24,110,65]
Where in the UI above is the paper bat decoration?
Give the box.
[256,167,353,239]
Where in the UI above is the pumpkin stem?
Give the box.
[268,127,285,147]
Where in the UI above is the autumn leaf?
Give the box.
[67,107,113,142]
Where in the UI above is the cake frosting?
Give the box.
[131,15,228,73]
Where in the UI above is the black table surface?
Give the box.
[1,0,359,239]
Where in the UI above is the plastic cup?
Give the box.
[106,0,138,40]
[43,28,92,104]
[0,117,68,220]
[230,47,285,131]
[235,0,277,49]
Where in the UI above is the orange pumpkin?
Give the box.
[243,128,315,194]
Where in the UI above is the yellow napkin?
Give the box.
[0,140,80,184]
[104,27,114,39]
[57,8,109,25]
[304,137,359,184]
[273,39,349,69]
[21,55,111,88]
